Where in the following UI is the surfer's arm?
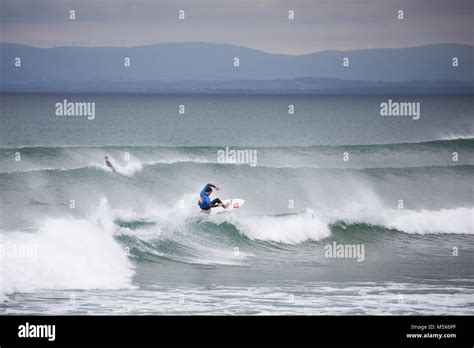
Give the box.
[207,183,220,191]
[204,183,219,191]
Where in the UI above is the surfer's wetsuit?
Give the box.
[198,184,223,210]
[105,159,116,172]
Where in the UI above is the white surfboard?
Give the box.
[209,198,245,215]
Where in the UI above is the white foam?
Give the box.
[383,207,473,234]
[332,205,473,235]
[439,133,474,140]
[0,198,134,296]
[231,209,331,244]
[113,160,143,177]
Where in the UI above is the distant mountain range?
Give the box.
[1,42,473,93]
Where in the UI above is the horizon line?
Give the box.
[1,41,472,57]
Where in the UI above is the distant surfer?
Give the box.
[198,183,229,211]
[105,156,116,172]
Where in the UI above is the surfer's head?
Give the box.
[205,187,212,195]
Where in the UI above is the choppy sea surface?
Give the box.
[1,93,473,314]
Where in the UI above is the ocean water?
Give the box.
[0,93,473,315]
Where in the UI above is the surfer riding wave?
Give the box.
[198,183,229,210]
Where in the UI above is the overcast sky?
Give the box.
[1,0,473,54]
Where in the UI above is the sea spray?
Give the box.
[0,198,134,295]
[231,209,331,244]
